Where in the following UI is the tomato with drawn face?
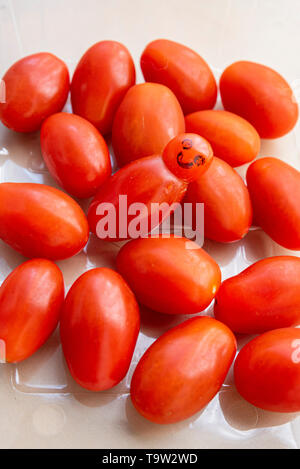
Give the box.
[162,133,213,182]
[88,133,213,241]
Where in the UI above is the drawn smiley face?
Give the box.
[177,139,206,169]
[162,133,213,182]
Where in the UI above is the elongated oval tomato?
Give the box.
[0,183,89,259]
[140,39,217,114]
[131,316,236,424]
[0,52,69,132]
[60,268,140,391]
[71,41,135,135]
[246,157,300,250]
[0,259,64,363]
[234,328,300,412]
[185,110,260,167]
[162,133,213,182]
[112,83,185,167]
[214,256,300,334]
[220,61,298,138]
[117,236,221,315]
[41,113,111,198]
[184,157,252,242]
[88,155,187,241]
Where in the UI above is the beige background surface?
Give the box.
[0,0,300,449]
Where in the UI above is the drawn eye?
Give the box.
[182,138,193,150]
[194,155,206,166]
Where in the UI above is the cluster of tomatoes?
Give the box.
[0,39,300,425]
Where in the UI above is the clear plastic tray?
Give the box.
[0,0,299,449]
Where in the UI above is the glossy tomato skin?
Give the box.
[220,61,298,138]
[60,268,140,391]
[71,41,135,135]
[87,155,187,241]
[0,183,89,259]
[140,39,217,115]
[215,256,300,334]
[117,236,221,315]
[162,133,213,182]
[41,113,111,198]
[0,259,64,363]
[131,316,237,424]
[185,110,260,167]
[246,157,300,250]
[112,83,185,167]
[234,328,300,412]
[0,52,69,132]
[184,157,252,242]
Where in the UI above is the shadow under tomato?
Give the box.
[8,328,66,394]
[83,234,120,268]
[72,386,125,409]
[202,238,245,267]
[124,395,204,439]
[6,324,124,409]
[241,229,277,265]
[139,304,185,339]
[0,126,42,170]
[60,351,125,408]
[139,303,214,339]
[0,240,28,277]
[219,386,299,432]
